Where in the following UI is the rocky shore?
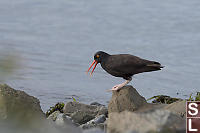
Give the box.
[0,84,187,133]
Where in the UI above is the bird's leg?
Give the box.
[110,77,132,91]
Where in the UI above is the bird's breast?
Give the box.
[100,61,126,78]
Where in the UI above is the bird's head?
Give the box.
[87,51,109,75]
[94,51,107,63]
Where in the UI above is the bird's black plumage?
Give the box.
[91,51,163,80]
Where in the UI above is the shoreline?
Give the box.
[0,84,195,133]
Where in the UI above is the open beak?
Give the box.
[87,60,98,75]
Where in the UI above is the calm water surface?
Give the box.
[0,0,200,111]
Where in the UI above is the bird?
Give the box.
[87,51,164,91]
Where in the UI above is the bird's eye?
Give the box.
[96,55,100,58]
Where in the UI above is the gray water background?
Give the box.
[0,0,200,111]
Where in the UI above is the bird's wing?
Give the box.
[105,54,162,76]
[104,54,148,74]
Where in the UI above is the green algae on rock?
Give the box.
[46,102,65,117]
[147,95,182,104]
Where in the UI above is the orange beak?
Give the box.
[87,60,98,75]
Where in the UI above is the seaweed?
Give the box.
[187,92,200,101]
[147,95,181,104]
[45,102,65,117]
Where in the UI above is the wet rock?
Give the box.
[108,85,147,113]
[80,115,106,129]
[107,110,185,133]
[164,100,186,118]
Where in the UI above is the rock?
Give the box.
[164,100,186,118]
[47,111,61,121]
[90,102,105,106]
[71,111,96,125]
[55,113,75,127]
[47,112,82,132]
[47,111,75,127]
[63,102,108,128]
[0,84,82,133]
[108,85,147,113]
[80,115,106,129]
[97,106,108,117]
[83,128,104,133]
[55,113,68,126]
[90,115,106,125]
[64,102,100,115]
[107,110,185,133]
[134,103,166,113]
[64,101,108,119]
[0,84,44,122]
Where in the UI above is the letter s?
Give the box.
[188,103,198,116]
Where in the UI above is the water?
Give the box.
[0,0,200,111]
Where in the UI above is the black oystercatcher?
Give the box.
[87,51,164,91]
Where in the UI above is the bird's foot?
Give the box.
[107,84,124,91]
[112,85,122,91]
[106,78,132,92]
